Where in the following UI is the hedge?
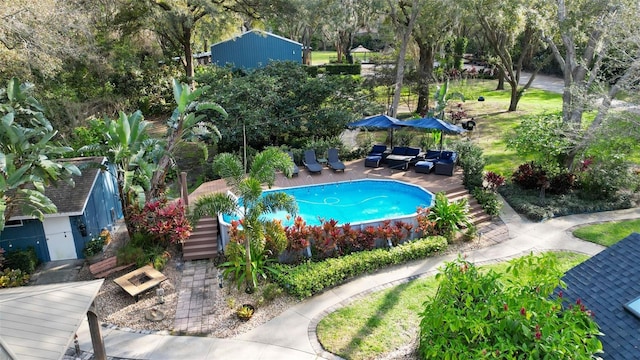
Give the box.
[271,236,447,298]
[323,64,361,75]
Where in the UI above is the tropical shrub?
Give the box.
[220,238,280,291]
[418,254,602,359]
[3,247,39,274]
[128,198,192,246]
[548,171,577,195]
[577,154,634,200]
[472,188,502,217]
[451,140,485,190]
[512,162,547,190]
[427,192,472,242]
[272,237,448,298]
[83,236,106,257]
[484,171,506,191]
[0,268,30,288]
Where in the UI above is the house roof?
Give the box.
[210,29,302,48]
[0,279,104,360]
[560,232,640,359]
[11,156,106,219]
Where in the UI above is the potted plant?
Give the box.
[236,304,255,321]
[84,235,106,264]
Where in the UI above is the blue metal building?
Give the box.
[210,29,302,69]
[0,157,123,262]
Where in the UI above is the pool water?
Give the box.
[222,179,434,226]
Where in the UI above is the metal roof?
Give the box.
[210,29,302,48]
[0,279,104,360]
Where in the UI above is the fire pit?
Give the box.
[114,265,167,302]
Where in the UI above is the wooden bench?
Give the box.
[89,256,135,278]
[113,265,167,302]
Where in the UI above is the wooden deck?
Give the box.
[188,158,466,203]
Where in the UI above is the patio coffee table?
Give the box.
[114,265,167,301]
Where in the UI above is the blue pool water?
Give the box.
[222,179,434,226]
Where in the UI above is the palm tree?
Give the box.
[191,147,298,291]
[79,110,159,228]
[148,79,227,199]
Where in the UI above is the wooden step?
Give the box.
[183,216,218,261]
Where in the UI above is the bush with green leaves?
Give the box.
[451,140,485,190]
[577,154,634,200]
[499,183,634,221]
[471,188,502,217]
[4,247,39,274]
[272,236,447,298]
[418,254,602,359]
[427,192,472,242]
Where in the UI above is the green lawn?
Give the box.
[358,79,564,175]
[572,219,640,246]
[311,51,337,65]
[317,251,588,360]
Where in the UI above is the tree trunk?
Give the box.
[302,27,312,65]
[388,0,421,118]
[416,43,434,115]
[182,28,195,86]
[508,82,519,111]
[496,67,505,90]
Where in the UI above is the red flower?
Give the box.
[503,303,508,311]
[520,307,526,316]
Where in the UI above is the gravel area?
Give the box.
[76,227,298,337]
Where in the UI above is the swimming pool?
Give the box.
[219,179,434,248]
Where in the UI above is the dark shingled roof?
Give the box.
[12,156,106,218]
[561,232,640,359]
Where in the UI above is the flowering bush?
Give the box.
[128,198,192,245]
[418,254,602,359]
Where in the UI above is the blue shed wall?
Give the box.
[0,162,123,262]
[211,31,302,69]
[77,165,123,258]
[0,219,50,262]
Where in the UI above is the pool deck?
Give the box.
[188,158,465,204]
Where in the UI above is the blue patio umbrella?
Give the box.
[347,114,403,129]
[399,117,466,149]
[347,114,403,147]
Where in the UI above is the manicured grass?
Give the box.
[572,219,640,247]
[317,251,588,360]
[311,51,337,65]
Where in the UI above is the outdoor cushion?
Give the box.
[415,161,434,174]
[369,145,387,156]
[365,155,382,168]
[405,147,421,157]
[424,150,440,160]
[391,147,408,156]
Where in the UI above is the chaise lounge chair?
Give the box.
[303,149,323,174]
[287,151,299,176]
[327,148,346,172]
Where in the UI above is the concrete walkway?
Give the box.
[70,201,640,359]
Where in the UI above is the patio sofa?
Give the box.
[385,146,423,170]
[433,150,458,176]
[365,144,387,168]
